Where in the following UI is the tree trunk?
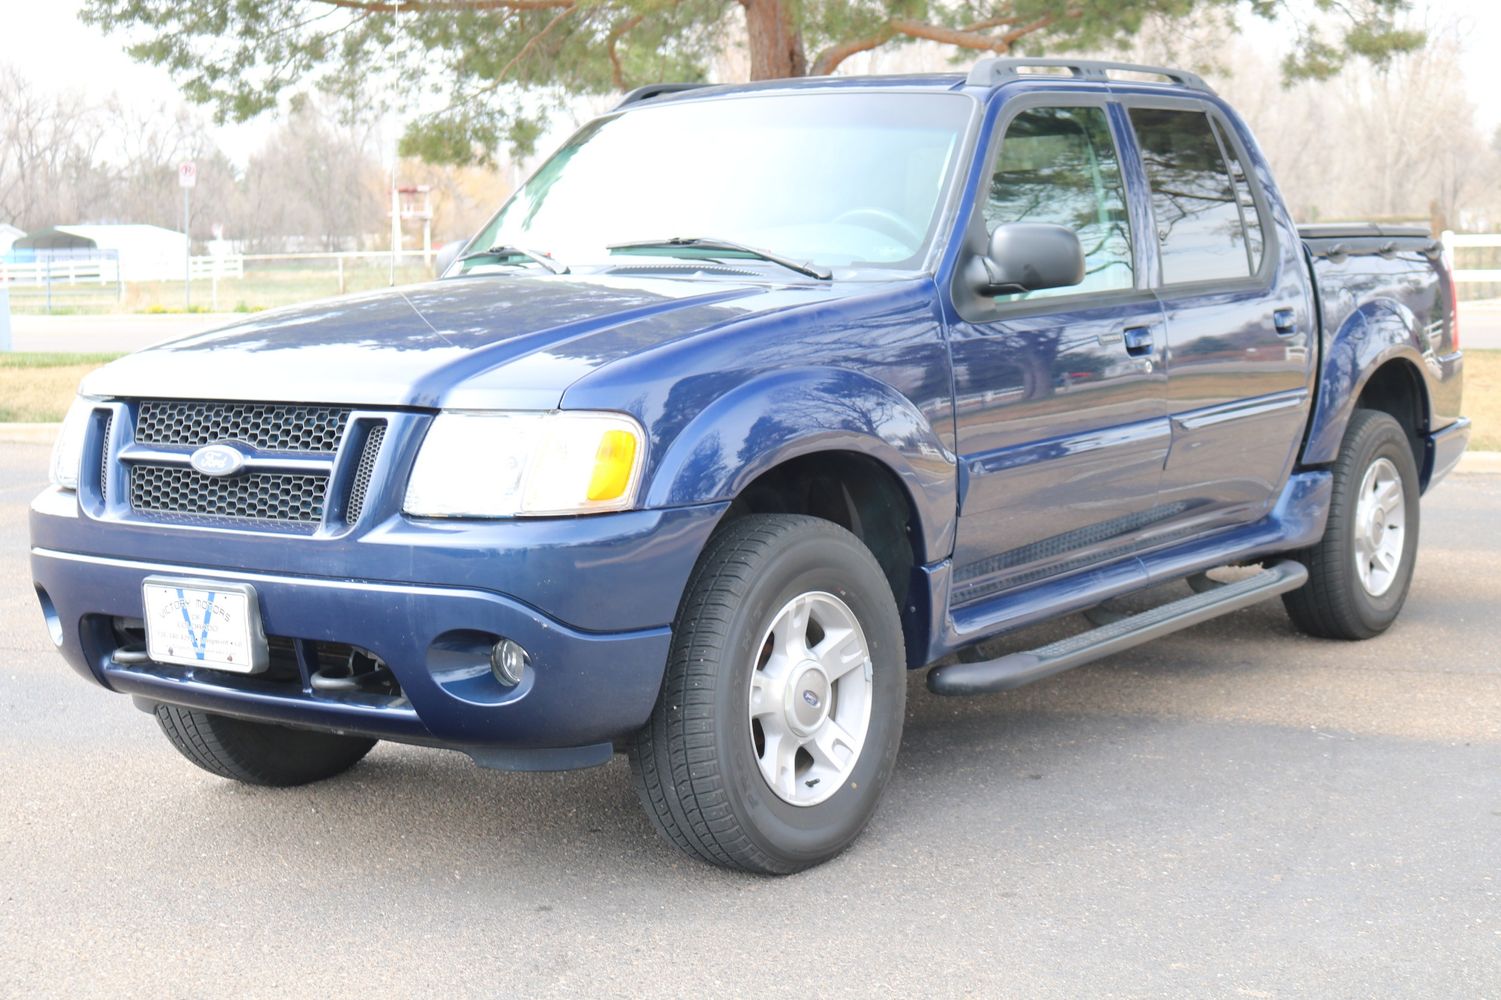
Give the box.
[740,0,807,79]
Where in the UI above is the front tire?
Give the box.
[629,514,906,874]
[155,704,376,787]
[1283,408,1421,640]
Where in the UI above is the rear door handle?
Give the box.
[1273,308,1298,335]
[1122,326,1154,356]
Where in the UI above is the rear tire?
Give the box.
[629,514,906,874]
[1283,408,1420,640]
[155,704,376,787]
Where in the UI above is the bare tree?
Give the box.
[101,100,243,240]
[0,66,113,232]
[1088,10,1501,228]
[391,159,513,246]
[239,102,386,251]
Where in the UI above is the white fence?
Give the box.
[1,249,438,312]
[1,250,432,282]
[189,255,243,280]
[1442,231,1501,287]
[0,254,122,287]
[199,250,436,294]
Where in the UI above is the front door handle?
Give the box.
[1122,326,1154,356]
[1273,308,1298,336]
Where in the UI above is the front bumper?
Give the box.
[30,490,728,768]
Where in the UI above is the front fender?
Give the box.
[642,367,958,562]
[1301,298,1431,465]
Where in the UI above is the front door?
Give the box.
[947,99,1170,607]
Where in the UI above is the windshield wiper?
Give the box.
[607,237,831,281]
[456,243,569,275]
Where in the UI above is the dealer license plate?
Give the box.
[142,578,268,674]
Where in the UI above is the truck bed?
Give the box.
[1296,221,1464,471]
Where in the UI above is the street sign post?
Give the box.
[179,161,197,307]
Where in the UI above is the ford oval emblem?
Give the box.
[190,443,248,477]
[802,689,821,708]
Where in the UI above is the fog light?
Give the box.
[490,638,528,686]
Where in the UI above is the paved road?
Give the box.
[1462,299,1501,350]
[1,444,1497,998]
[7,313,241,354]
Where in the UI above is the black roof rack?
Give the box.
[966,57,1214,93]
[613,83,709,110]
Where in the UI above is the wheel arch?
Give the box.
[1353,357,1431,486]
[642,367,958,669]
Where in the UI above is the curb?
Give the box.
[2,422,1499,472]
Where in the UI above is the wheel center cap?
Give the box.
[1369,510,1385,544]
[786,662,830,735]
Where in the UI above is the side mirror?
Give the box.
[965,223,1085,297]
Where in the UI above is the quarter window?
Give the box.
[1128,107,1265,284]
[1213,117,1266,274]
[984,105,1134,300]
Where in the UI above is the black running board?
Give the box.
[927,560,1308,697]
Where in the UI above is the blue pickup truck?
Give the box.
[32,58,1468,873]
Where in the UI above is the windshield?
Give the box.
[458,91,974,275]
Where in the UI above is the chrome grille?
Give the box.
[130,465,328,523]
[345,424,385,525]
[135,400,350,454]
[100,413,114,503]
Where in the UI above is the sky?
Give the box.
[5,0,1501,168]
[5,1,278,165]
[1452,0,1501,132]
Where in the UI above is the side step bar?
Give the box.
[927,560,1308,697]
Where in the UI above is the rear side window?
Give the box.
[984,105,1134,300]
[1129,107,1264,284]
[1213,117,1265,273]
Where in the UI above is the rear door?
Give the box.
[947,97,1170,607]
[1124,100,1316,535]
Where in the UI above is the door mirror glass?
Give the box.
[966,222,1085,296]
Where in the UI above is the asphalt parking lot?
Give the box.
[1,442,1497,999]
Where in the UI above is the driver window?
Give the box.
[984,105,1134,301]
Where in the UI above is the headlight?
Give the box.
[403,410,646,517]
[49,396,97,491]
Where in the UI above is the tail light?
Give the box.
[1441,241,1460,351]
[1451,286,1461,351]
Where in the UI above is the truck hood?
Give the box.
[82,274,848,409]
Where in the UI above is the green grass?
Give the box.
[1464,349,1500,451]
[0,352,126,369]
[141,303,215,314]
[0,352,126,422]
